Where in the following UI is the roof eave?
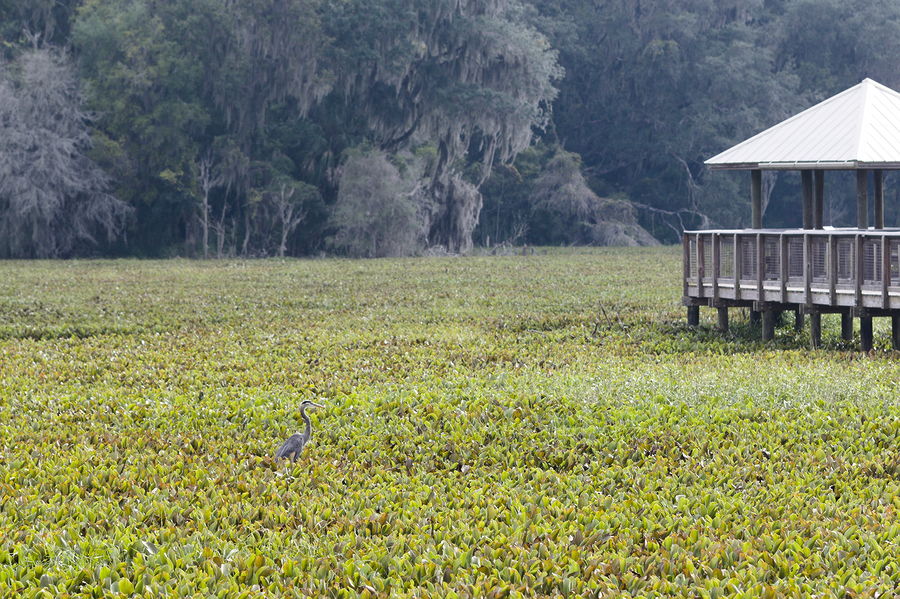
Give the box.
[705,160,900,171]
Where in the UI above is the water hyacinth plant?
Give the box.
[1,248,900,597]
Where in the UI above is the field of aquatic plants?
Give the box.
[2,248,900,598]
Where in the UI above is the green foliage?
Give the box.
[328,149,426,257]
[3,250,900,596]
[476,144,657,246]
[6,0,900,254]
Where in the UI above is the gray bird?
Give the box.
[275,399,325,461]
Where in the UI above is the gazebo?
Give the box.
[683,78,900,350]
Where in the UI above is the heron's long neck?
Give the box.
[300,407,312,440]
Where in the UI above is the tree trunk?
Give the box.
[428,175,482,253]
[201,192,209,259]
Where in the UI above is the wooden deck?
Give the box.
[682,228,900,349]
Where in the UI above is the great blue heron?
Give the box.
[275,399,325,461]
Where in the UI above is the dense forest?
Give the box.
[2,0,900,258]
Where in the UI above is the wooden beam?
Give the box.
[712,233,720,302]
[756,233,764,301]
[875,169,884,229]
[883,234,890,310]
[856,234,864,307]
[697,234,705,299]
[857,170,868,230]
[829,235,838,305]
[780,234,788,303]
[751,170,762,229]
[803,233,811,306]
[802,170,813,229]
[814,170,825,229]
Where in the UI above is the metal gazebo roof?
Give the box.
[706,78,900,170]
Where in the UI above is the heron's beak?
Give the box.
[310,402,325,409]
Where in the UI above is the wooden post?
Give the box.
[814,170,825,229]
[734,234,742,300]
[687,306,700,327]
[762,309,776,341]
[751,170,762,229]
[857,170,868,230]
[856,234,864,307]
[829,235,838,305]
[892,315,900,350]
[802,170,813,229]
[697,234,705,299]
[874,169,884,229]
[803,234,811,306]
[780,234,788,303]
[756,233,764,301]
[682,233,690,298]
[841,312,854,341]
[810,312,822,349]
[718,307,729,332]
[882,235,890,310]
[860,315,874,351]
[712,234,720,302]
[794,309,804,332]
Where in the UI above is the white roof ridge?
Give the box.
[855,79,873,159]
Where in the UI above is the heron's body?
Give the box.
[275,433,308,461]
[275,400,323,461]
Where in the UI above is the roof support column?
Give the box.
[751,169,762,229]
[874,169,884,229]
[857,170,869,230]
[814,171,825,229]
[801,170,813,229]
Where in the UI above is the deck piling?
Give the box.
[893,315,900,350]
[762,310,776,341]
[860,316,874,351]
[687,306,700,327]
[810,313,822,349]
[841,312,854,341]
[717,307,729,332]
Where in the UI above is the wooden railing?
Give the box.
[683,229,900,310]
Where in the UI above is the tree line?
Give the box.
[1,0,899,258]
